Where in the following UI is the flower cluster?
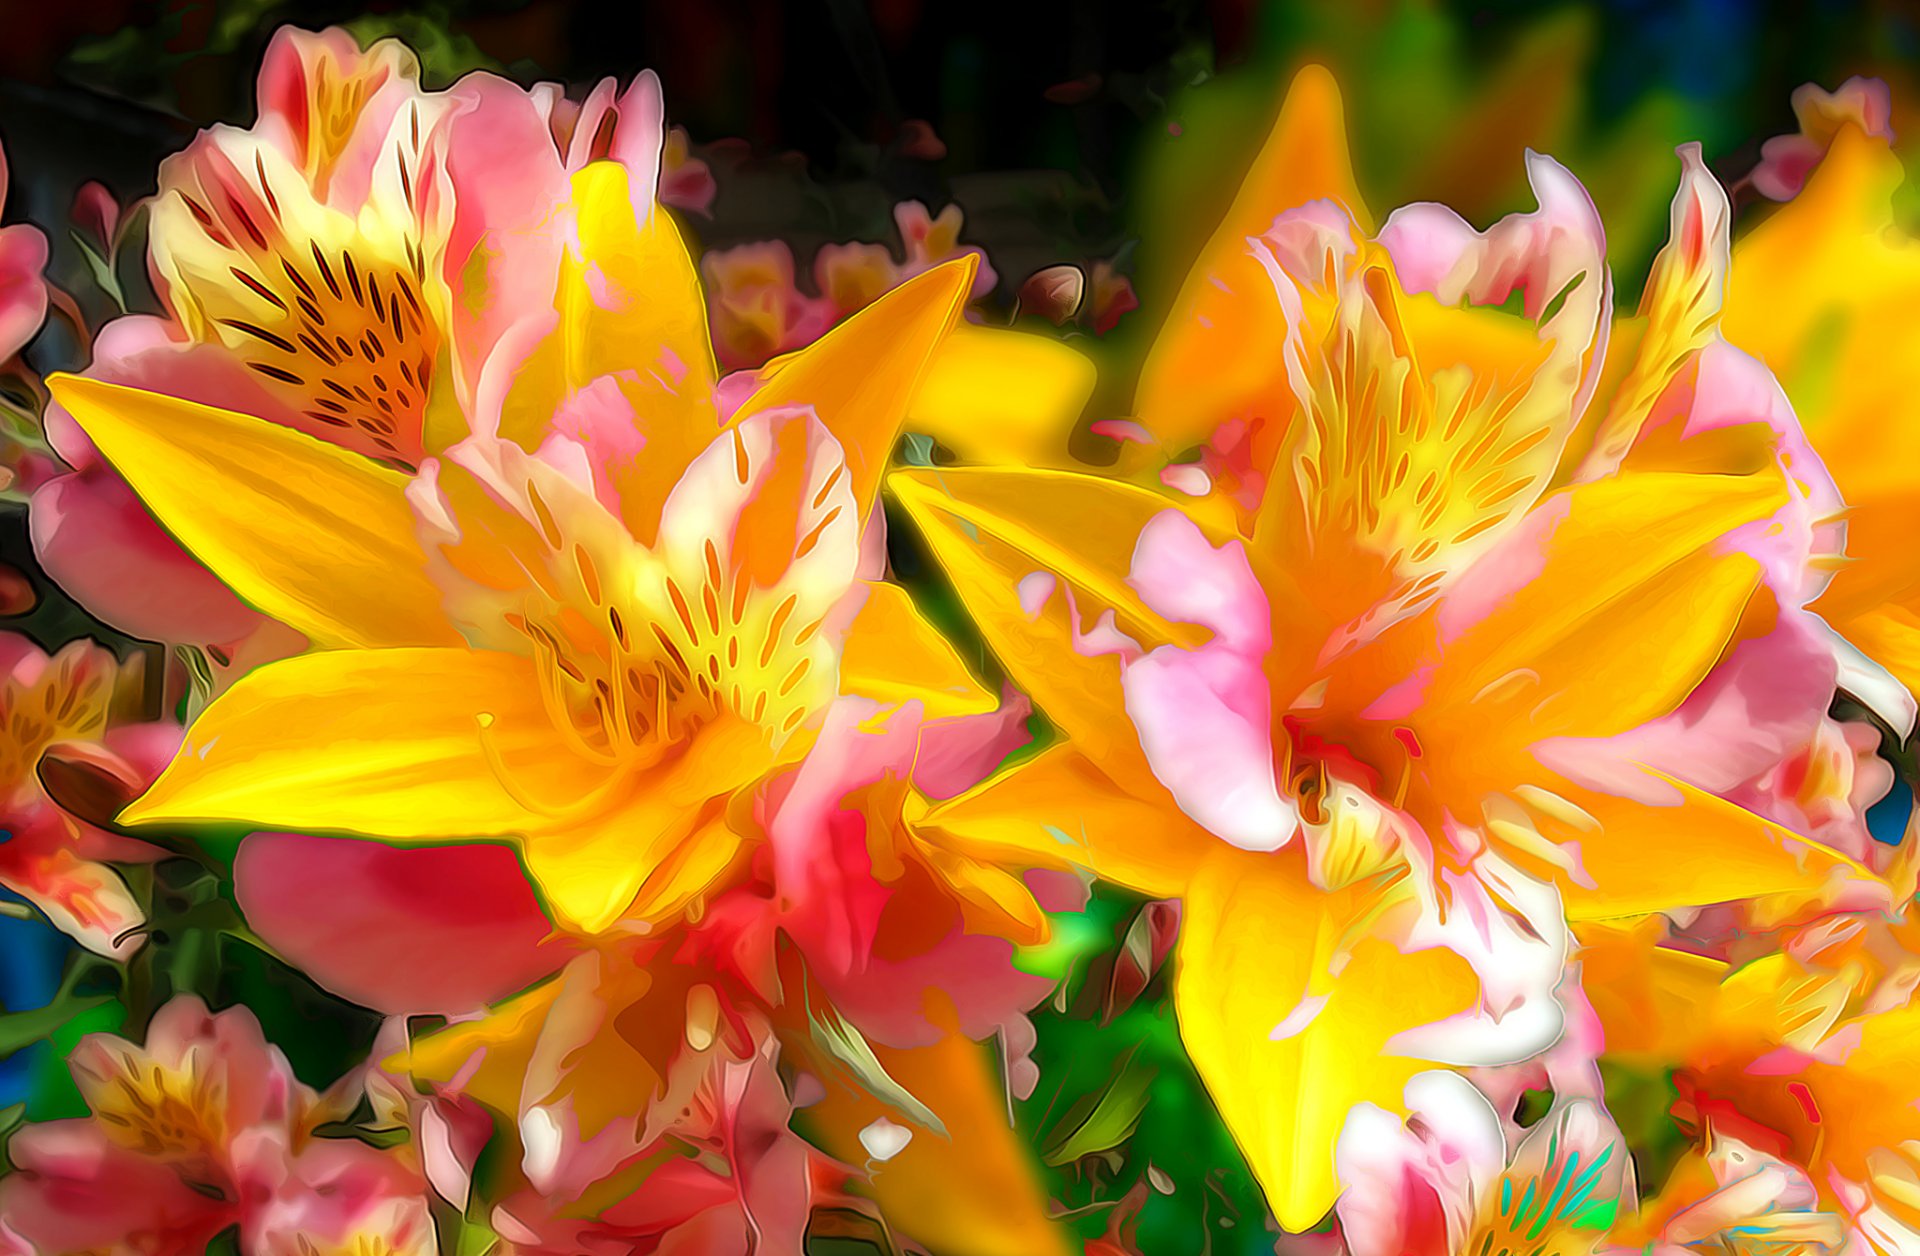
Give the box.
[0,25,1916,1256]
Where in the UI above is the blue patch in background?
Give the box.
[0,887,71,1108]
[1867,776,1913,846]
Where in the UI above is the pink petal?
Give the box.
[0,223,48,362]
[234,833,575,1015]
[1122,511,1292,850]
[442,72,575,403]
[30,470,263,646]
[0,1123,231,1254]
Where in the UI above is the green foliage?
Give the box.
[1017,886,1274,1255]
[344,8,505,86]
[1597,1059,1689,1198]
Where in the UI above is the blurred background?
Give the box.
[5,0,1920,341]
[0,3,1915,1249]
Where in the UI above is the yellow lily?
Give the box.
[54,157,987,935]
[893,67,1869,1231]
[1723,120,1920,712]
[62,150,1080,1251]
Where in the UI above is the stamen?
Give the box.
[474,712,627,823]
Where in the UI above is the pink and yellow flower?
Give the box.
[894,66,1872,1230]
[702,240,835,370]
[1751,77,1895,202]
[0,997,432,1256]
[235,691,1069,1254]
[0,633,178,958]
[53,47,1090,1243]
[30,26,671,654]
[1583,917,1920,1251]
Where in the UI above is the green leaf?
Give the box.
[0,993,112,1060]
[313,1118,412,1150]
[1041,1042,1156,1166]
[1017,884,1272,1254]
[27,997,124,1120]
[69,230,126,313]
[806,998,947,1137]
[0,1101,26,1166]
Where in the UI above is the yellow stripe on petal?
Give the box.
[908,325,1096,467]
[1576,144,1730,476]
[1175,848,1478,1232]
[839,581,995,718]
[889,465,1201,783]
[122,647,592,838]
[737,257,976,527]
[49,375,460,650]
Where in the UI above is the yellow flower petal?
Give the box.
[1831,603,1920,705]
[1575,917,1728,1062]
[397,970,558,1112]
[1725,125,1920,625]
[912,745,1201,899]
[795,1022,1072,1256]
[907,324,1096,466]
[1175,848,1478,1232]
[496,161,719,538]
[521,719,765,934]
[398,950,677,1142]
[838,581,995,718]
[914,841,1051,947]
[1417,469,1784,768]
[122,647,592,837]
[737,256,976,528]
[1135,64,1368,455]
[889,465,1200,783]
[48,374,460,650]
[1251,227,1603,642]
[1517,774,1875,921]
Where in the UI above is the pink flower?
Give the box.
[703,240,836,370]
[0,634,175,957]
[30,25,673,650]
[0,997,433,1255]
[660,123,717,215]
[894,201,997,300]
[0,136,49,364]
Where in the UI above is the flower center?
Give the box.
[87,1052,230,1190]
